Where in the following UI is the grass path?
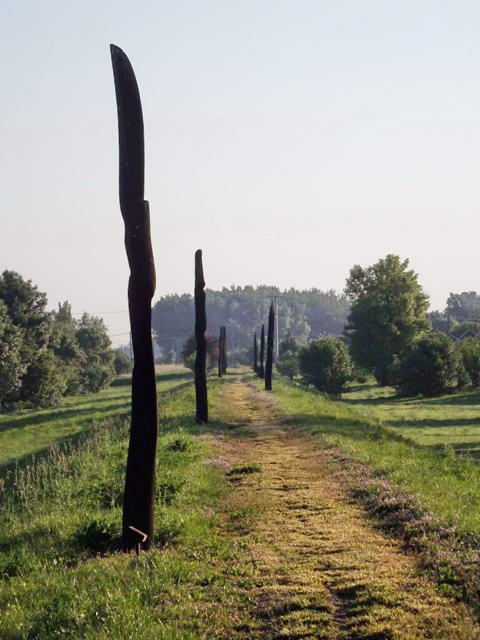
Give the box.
[213,375,479,639]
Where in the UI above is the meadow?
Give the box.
[342,380,480,455]
[259,376,480,535]
[0,365,191,470]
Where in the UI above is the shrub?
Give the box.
[456,337,480,387]
[298,338,354,394]
[113,349,132,375]
[395,333,463,397]
[19,350,67,408]
[182,332,218,371]
[276,351,299,379]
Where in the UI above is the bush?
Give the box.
[182,332,219,371]
[456,337,480,387]
[19,350,67,408]
[276,351,299,379]
[298,338,354,394]
[113,349,132,375]
[395,333,463,397]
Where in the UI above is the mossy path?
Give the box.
[213,375,479,639]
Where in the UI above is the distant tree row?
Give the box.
[152,285,350,361]
[0,271,129,411]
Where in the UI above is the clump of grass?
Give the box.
[227,463,262,476]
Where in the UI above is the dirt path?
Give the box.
[213,376,479,639]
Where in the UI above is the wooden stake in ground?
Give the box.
[194,250,208,423]
[217,328,223,378]
[111,44,157,551]
[265,303,275,391]
[258,323,265,379]
[253,332,258,373]
[221,326,227,374]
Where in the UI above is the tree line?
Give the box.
[152,285,350,361]
[275,254,480,398]
[0,271,130,411]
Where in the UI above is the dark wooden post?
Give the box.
[253,332,258,373]
[217,328,223,378]
[111,44,157,551]
[258,323,265,379]
[221,326,227,374]
[265,303,275,391]
[194,250,208,423]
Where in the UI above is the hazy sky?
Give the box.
[2,1,480,344]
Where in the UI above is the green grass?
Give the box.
[0,365,192,469]
[0,377,253,639]
[261,375,480,535]
[342,379,480,454]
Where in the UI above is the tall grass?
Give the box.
[0,378,248,639]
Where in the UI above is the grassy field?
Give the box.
[341,380,480,454]
[0,376,256,639]
[258,375,480,534]
[0,365,191,469]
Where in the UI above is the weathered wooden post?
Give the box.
[217,328,223,378]
[258,323,265,379]
[195,250,208,423]
[111,44,157,551]
[253,332,258,373]
[221,326,227,374]
[265,303,275,391]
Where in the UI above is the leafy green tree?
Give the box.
[113,349,132,375]
[298,338,354,394]
[446,291,480,323]
[396,333,463,397]
[276,352,299,379]
[75,314,115,392]
[456,337,480,387]
[19,350,67,407]
[181,332,219,371]
[345,255,429,385]
[50,301,84,393]
[0,301,25,409]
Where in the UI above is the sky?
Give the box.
[2,1,480,345]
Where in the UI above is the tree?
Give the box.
[456,337,480,387]
[76,314,115,392]
[446,291,480,323]
[276,333,301,379]
[299,338,354,394]
[113,349,132,375]
[0,301,24,410]
[19,350,67,407]
[50,301,84,394]
[265,303,275,391]
[345,255,429,385]
[182,332,219,371]
[253,333,258,373]
[194,249,208,423]
[395,333,463,397]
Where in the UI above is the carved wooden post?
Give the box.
[221,326,227,374]
[265,303,275,391]
[253,332,258,373]
[217,328,223,378]
[195,250,208,423]
[111,44,157,551]
[258,323,265,379]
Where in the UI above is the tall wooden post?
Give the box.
[258,323,265,379]
[217,328,223,378]
[253,332,258,373]
[194,250,208,423]
[265,303,275,391]
[221,326,227,374]
[111,44,157,551]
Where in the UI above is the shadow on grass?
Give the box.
[387,417,480,430]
